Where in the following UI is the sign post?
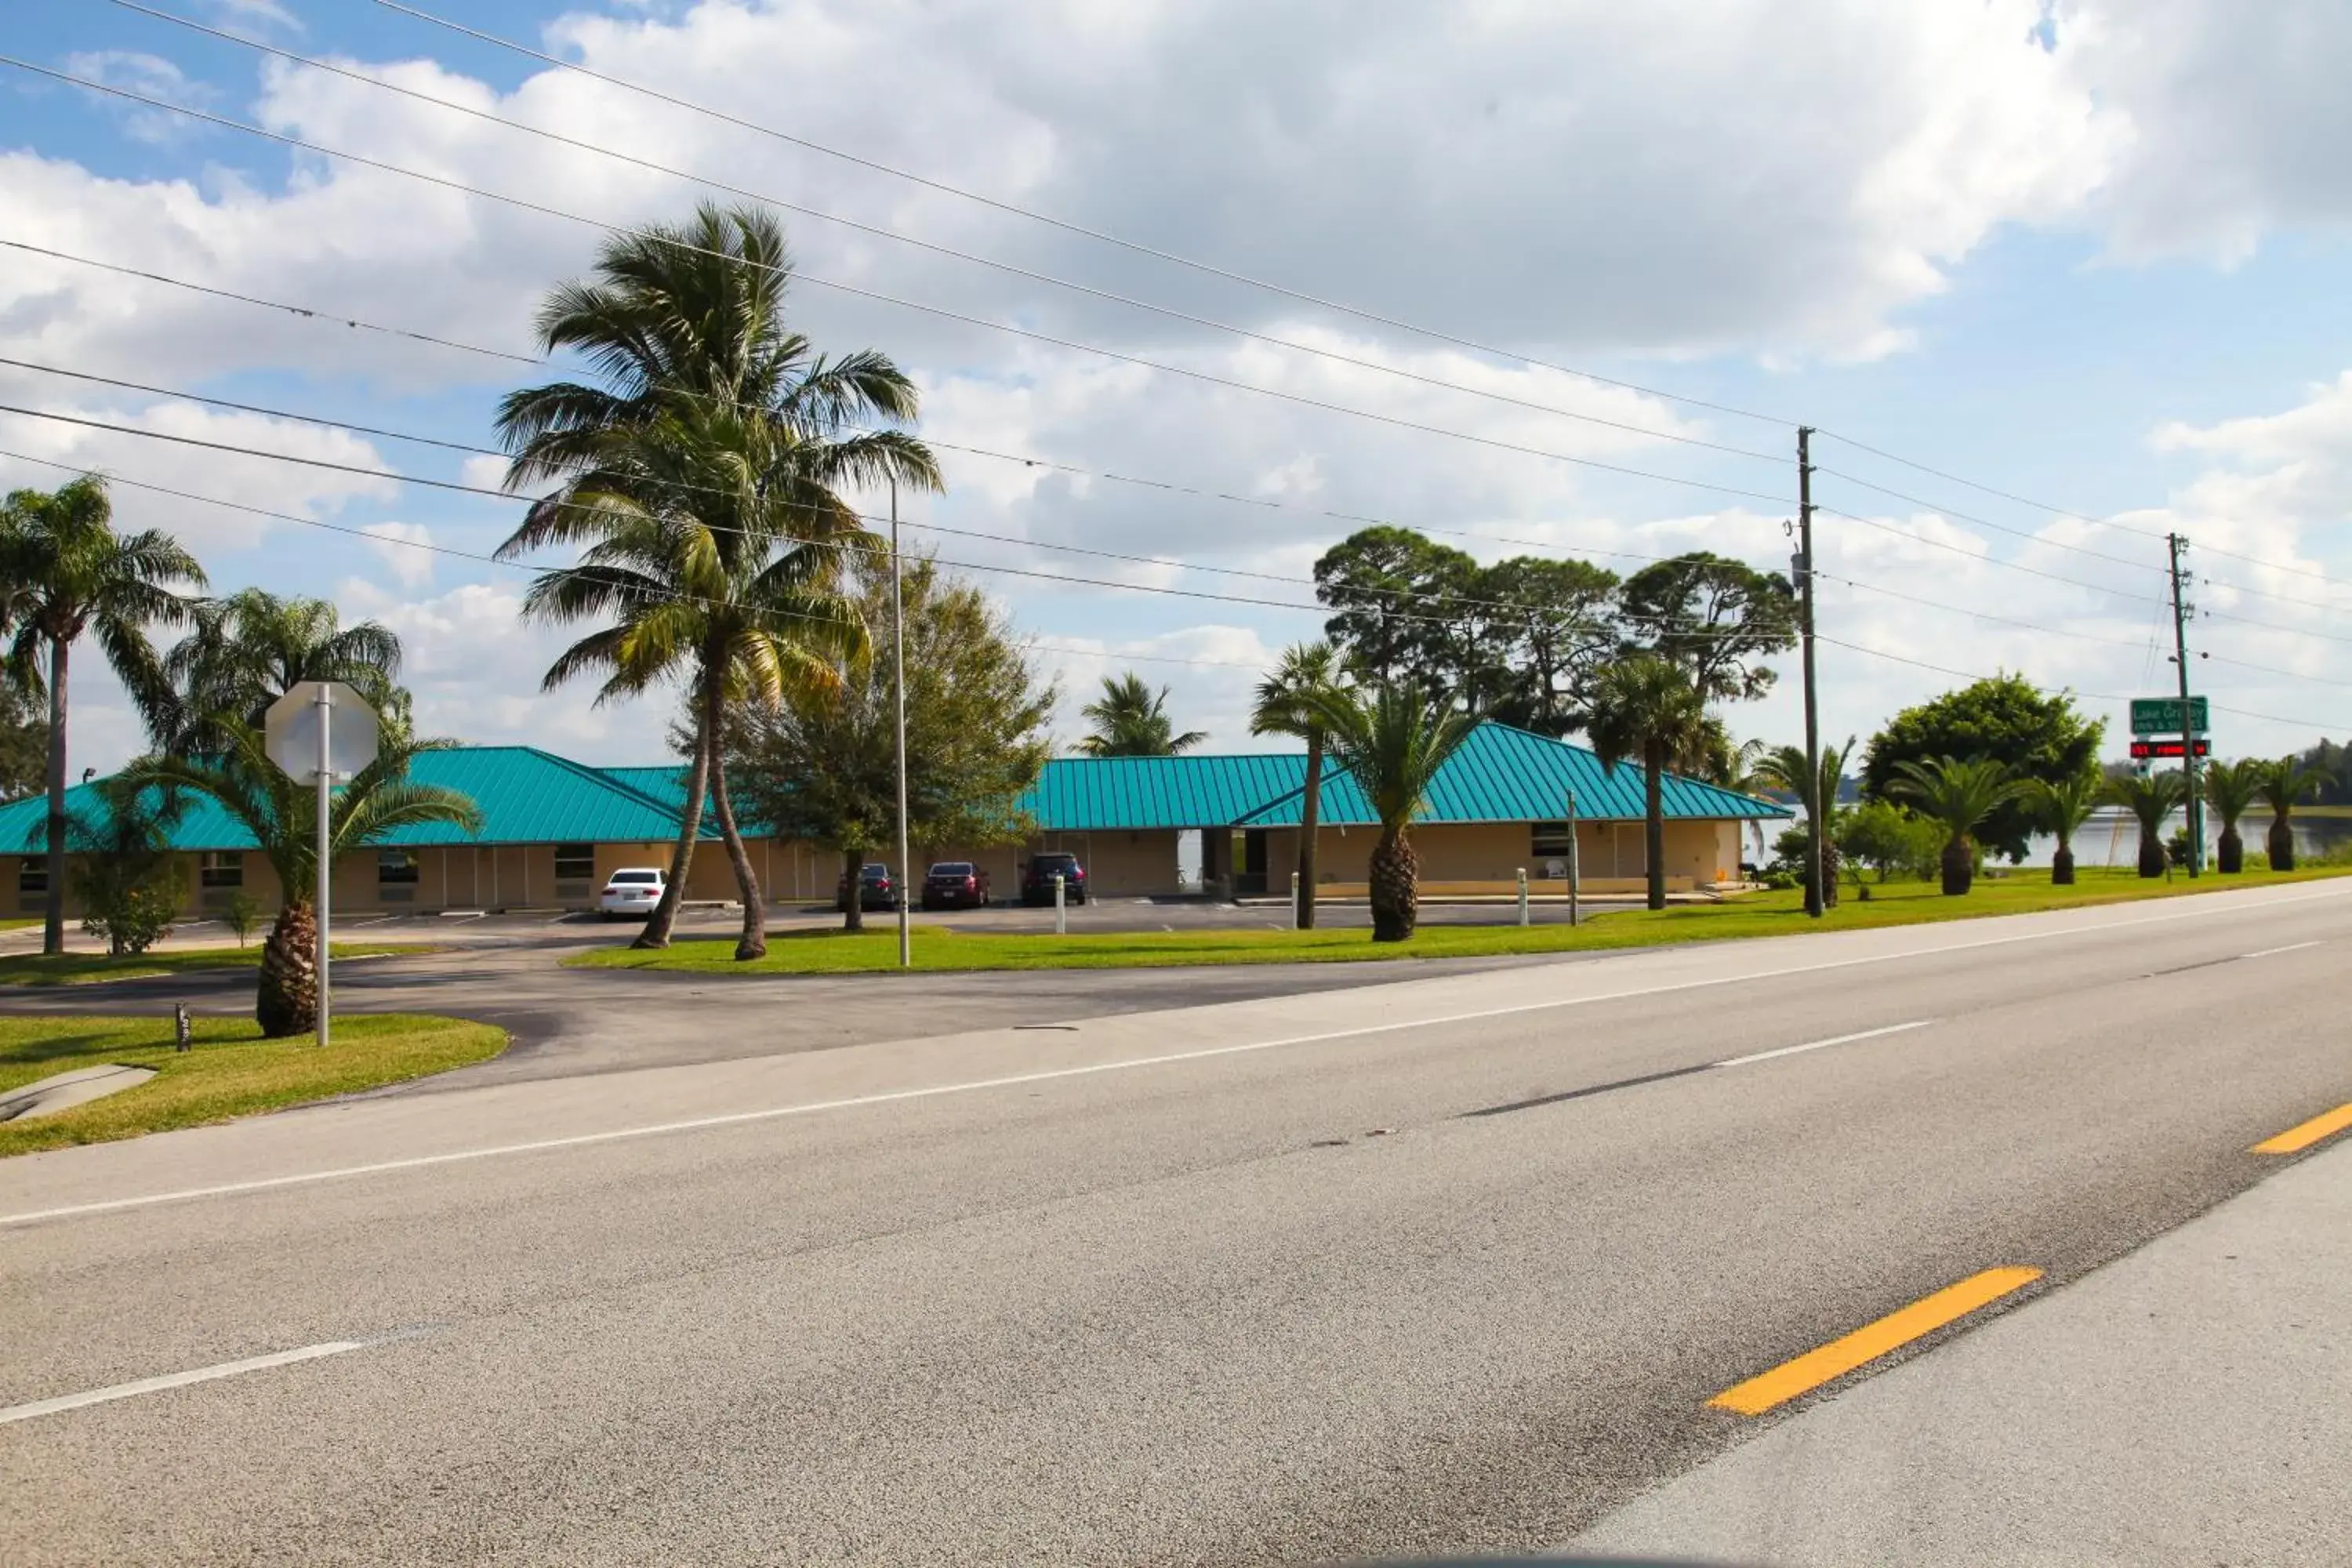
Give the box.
[265,682,379,1047]
[1565,789,1581,928]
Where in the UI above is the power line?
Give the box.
[112,0,1790,471]
[1813,462,2165,575]
[1815,506,2166,604]
[0,54,1794,511]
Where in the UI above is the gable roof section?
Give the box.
[1234,720,1788,826]
[1015,753,1309,831]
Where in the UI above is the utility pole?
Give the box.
[1796,426,1824,918]
[2167,532,2202,877]
[891,477,913,965]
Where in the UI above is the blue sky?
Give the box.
[5,0,2350,771]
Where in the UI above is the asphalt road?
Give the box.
[5,879,2350,1564]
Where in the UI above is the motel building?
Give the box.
[2,721,1787,920]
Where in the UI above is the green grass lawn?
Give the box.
[0,943,437,987]
[0,1013,507,1158]
[569,864,2352,976]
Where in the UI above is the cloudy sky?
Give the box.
[5,0,2351,772]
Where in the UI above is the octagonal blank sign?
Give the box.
[264,681,379,782]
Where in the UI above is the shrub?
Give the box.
[78,861,184,956]
[222,889,263,947]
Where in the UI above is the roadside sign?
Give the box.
[2130,695,2208,735]
[266,681,379,781]
[2129,738,2211,760]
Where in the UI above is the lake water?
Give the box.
[2016,808,2351,869]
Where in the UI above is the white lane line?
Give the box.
[2242,940,2322,959]
[1713,1018,1935,1069]
[345,915,397,927]
[0,1341,370,1426]
[8,881,2350,1229]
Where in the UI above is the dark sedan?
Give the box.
[835,862,899,912]
[1020,851,1087,906]
[919,861,990,911]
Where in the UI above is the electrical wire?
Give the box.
[0,54,1794,510]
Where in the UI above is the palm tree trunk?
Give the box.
[1296,737,1323,930]
[257,898,317,1038]
[1940,835,1973,895]
[1368,826,1417,942]
[636,724,710,950]
[2137,821,2166,878]
[42,637,67,956]
[840,844,866,933]
[1642,738,1666,912]
[2052,842,2076,885]
[2217,827,2243,874]
[2267,815,2296,872]
[699,675,765,961]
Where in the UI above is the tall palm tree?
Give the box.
[125,725,480,1036]
[495,201,938,956]
[2025,772,2101,885]
[2201,757,2263,875]
[2103,770,2189,879]
[1888,756,2029,895]
[2250,755,2324,871]
[1250,641,1345,928]
[1077,673,1206,757]
[1585,655,1710,911]
[1301,682,1479,941]
[158,589,403,755]
[0,475,205,955]
[1755,737,1853,909]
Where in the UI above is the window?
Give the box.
[554,843,596,881]
[16,858,45,895]
[198,851,243,890]
[377,848,421,885]
[1531,822,1576,858]
[608,869,661,885]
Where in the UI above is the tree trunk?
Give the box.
[2052,843,2076,885]
[1819,835,1842,909]
[840,844,866,933]
[1295,737,1323,930]
[42,637,67,956]
[2217,828,2244,874]
[1368,827,1417,942]
[701,675,765,960]
[2267,815,2296,872]
[1940,835,1973,895]
[257,898,318,1038]
[2137,825,2166,878]
[1642,739,1666,912]
[635,723,710,949]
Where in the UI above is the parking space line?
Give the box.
[0,1341,371,1426]
[1708,1266,2042,1416]
[2251,1102,2352,1156]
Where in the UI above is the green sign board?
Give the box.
[2130,695,2209,735]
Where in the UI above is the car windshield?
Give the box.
[609,871,659,884]
[930,863,974,876]
[862,865,889,878]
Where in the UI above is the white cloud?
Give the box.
[360,521,437,588]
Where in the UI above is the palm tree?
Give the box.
[495,201,938,956]
[124,725,480,1036]
[0,476,205,955]
[1301,682,1478,940]
[1077,673,1206,757]
[2025,772,2101,885]
[1755,737,1854,909]
[1888,756,2029,895]
[2250,755,2325,871]
[2103,770,2189,879]
[2201,758,2263,875]
[1585,655,1711,911]
[1250,641,1346,928]
[158,589,404,755]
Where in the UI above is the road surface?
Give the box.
[4,879,2350,1564]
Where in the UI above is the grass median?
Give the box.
[569,864,2352,975]
[0,943,436,988]
[0,1013,507,1159]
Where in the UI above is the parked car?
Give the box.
[836,862,900,912]
[920,861,990,911]
[1021,851,1087,906]
[598,866,665,920]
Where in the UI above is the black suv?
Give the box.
[1021,851,1087,906]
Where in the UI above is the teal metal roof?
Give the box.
[1235,721,1789,827]
[1014,753,1310,830]
[0,747,696,852]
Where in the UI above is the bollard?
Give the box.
[1291,869,1303,931]
[1053,873,1067,935]
[1517,869,1529,927]
[174,1002,192,1052]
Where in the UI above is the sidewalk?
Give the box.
[1568,1136,2352,1566]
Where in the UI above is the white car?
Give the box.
[598,867,666,919]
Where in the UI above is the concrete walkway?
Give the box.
[1570,1134,2352,1566]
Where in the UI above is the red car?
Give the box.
[920,861,990,910]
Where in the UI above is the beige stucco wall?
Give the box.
[1256,818,1748,895]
